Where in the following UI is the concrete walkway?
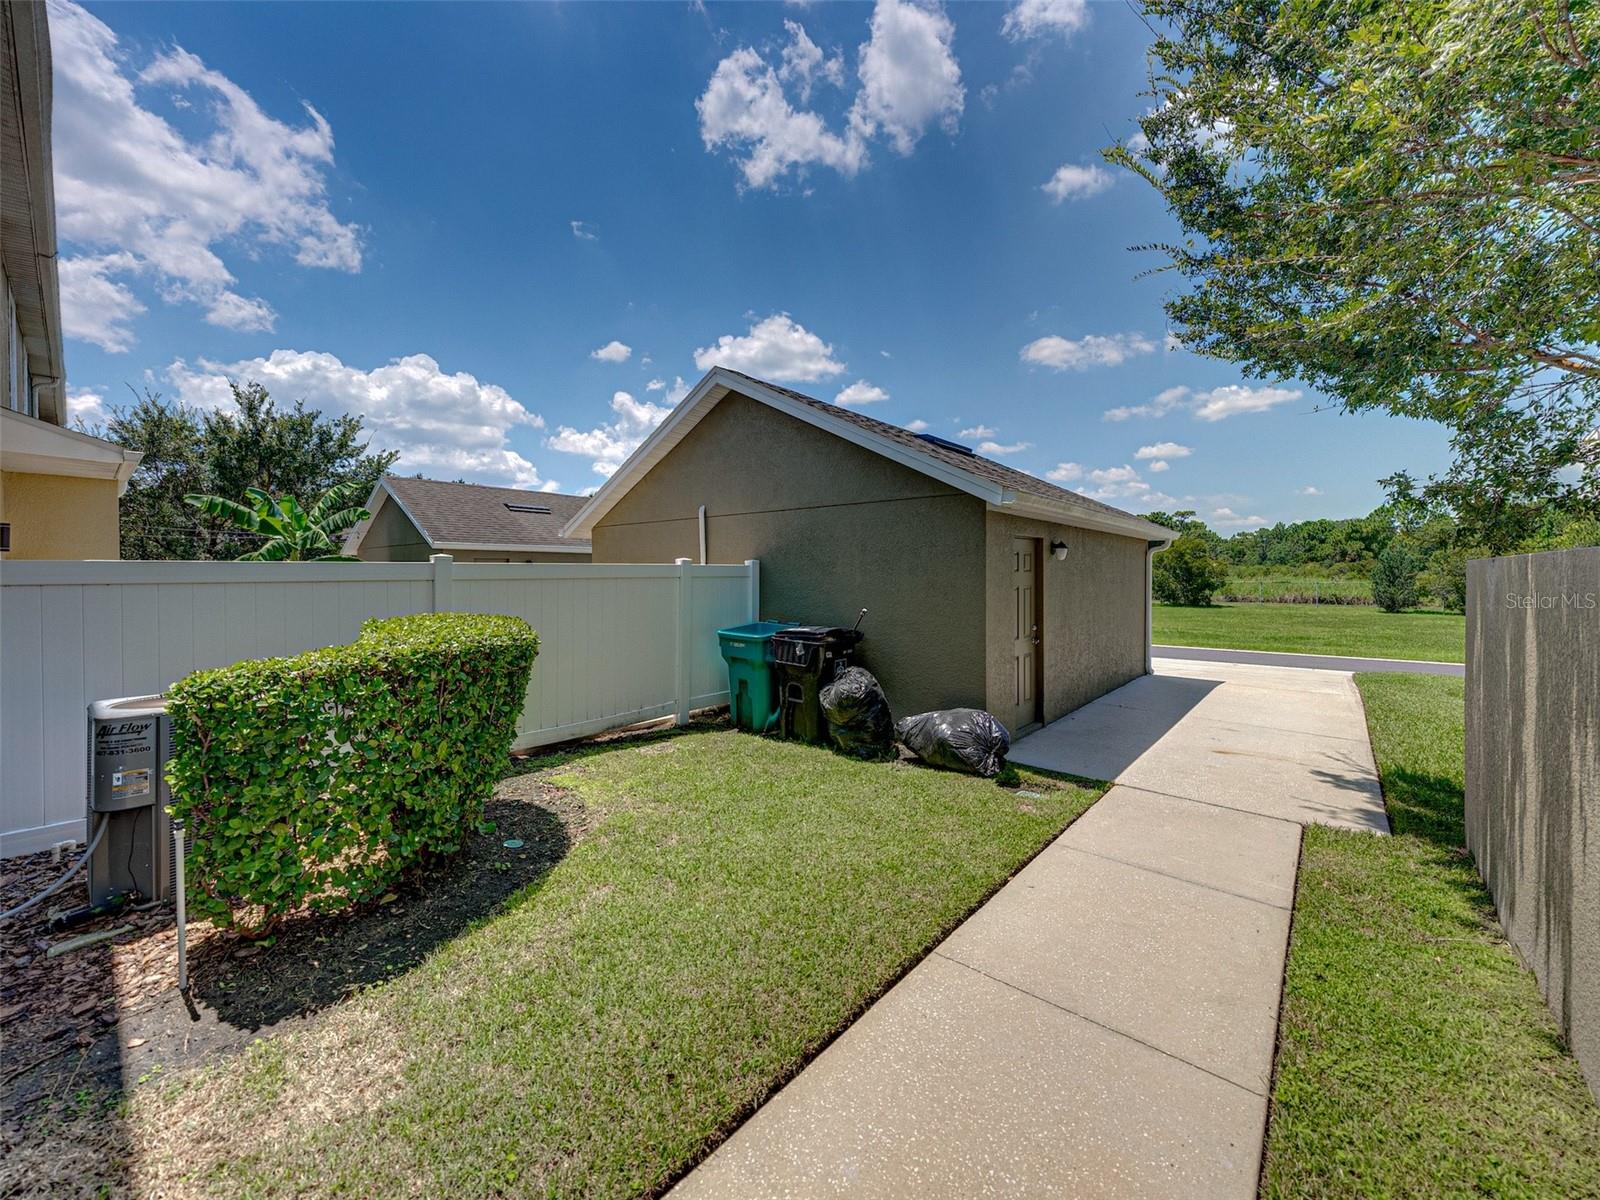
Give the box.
[671,659,1388,1200]
[1155,642,1464,677]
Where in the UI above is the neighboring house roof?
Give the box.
[348,476,593,555]
[564,367,1176,544]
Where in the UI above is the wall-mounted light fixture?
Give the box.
[1050,539,1069,562]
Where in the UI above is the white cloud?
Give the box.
[1135,441,1192,460]
[1089,464,1139,485]
[570,220,599,241]
[849,0,964,156]
[167,350,550,488]
[1103,383,1301,422]
[1002,0,1089,41]
[1021,332,1156,370]
[1048,460,1187,508]
[777,20,844,102]
[696,0,961,190]
[204,291,275,333]
[590,340,632,363]
[1041,163,1111,203]
[1147,460,1170,472]
[1192,384,1301,421]
[696,44,866,189]
[56,253,145,352]
[645,377,666,391]
[959,424,997,440]
[1164,331,1185,352]
[1103,385,1192,422]
[48,1,361,350]
[905,418,930,432]
[1297,485,1322,496]
[1051,461,1185,509]
[1211,507,1269,528]
[65,386,110,428]
[693,313,845,381]
[547,391,673,478]
[978,440,1031,457]
[835,379,889,406]
[665,376,691,404]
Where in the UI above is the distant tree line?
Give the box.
[87,382,397,560]
[1145,497,1600,612]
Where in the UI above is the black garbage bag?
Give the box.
[819,666,894,758]
[894,709,1011,777]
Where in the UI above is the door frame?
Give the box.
[1012,535,1045,733]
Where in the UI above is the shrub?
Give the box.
[166,613,538,931]
[1152,535,1230,606]
[1418,545,1471,612]
[1371,545,1421,613]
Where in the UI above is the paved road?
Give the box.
[671,659,1388,1199]
[1156,642,1464,677]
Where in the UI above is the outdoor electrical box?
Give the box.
[87,696,175,907]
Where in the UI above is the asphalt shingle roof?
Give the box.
[382,476,591,548]
[719,370,1160,529]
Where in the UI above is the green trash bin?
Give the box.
[717,621,796,733]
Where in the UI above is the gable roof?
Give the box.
[563,368,1176,544]
[349,476,592,555]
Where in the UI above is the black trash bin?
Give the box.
[771,625,865,744]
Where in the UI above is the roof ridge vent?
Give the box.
[504,502,553,514]
[914,432,975,456]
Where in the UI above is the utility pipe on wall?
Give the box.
[1144,540,1165,674]
[698,505,707,565]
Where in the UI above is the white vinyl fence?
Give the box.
[0,555,758,856]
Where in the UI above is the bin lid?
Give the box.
[717,620,798,641]
[772,625,862,644]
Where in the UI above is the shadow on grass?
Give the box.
[503,713,731,779]
[189,793,572,1031]
[1378,766,1468,849]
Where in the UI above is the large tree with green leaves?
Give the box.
[106,391,213,560]
[97,382,397,559]
[1114,0,1599,550]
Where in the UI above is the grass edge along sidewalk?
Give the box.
[1261,673,1600,1198]
[90,729,1103,1199]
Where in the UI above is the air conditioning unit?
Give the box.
[87,696,175,906]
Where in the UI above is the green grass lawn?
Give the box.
[1153,601,1465,662]
[1262,674,1600,1198]
[127,729,1100,1198]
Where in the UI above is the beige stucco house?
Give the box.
[1,1,141,561]
[347,475,592,563]
[565,368,1174,734]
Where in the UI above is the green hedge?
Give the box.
[166,613,538,930]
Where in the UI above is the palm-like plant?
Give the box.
[184,481,372,561]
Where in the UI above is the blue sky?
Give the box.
[52,0,1451,528]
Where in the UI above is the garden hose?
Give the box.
[0,814,108,924]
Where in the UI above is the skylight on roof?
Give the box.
[505,502,552,514]
[914,432,975,456]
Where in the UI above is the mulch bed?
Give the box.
[1,769,585,1128]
